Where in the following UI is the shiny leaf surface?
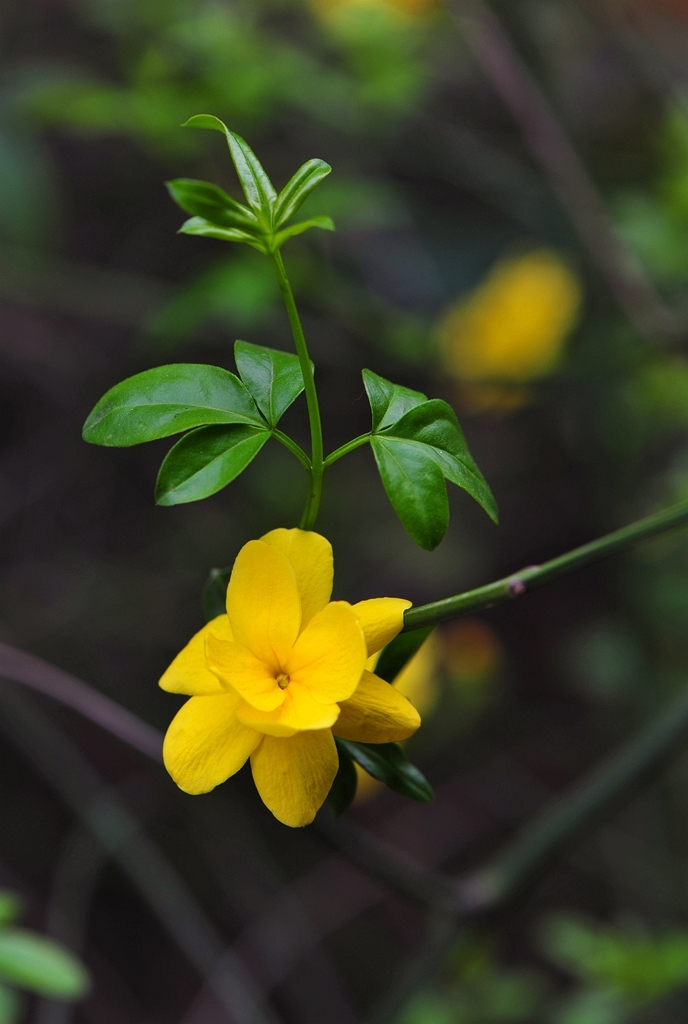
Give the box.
[83,364,264,446]
[234,340,305,426]
[156,423,270,505]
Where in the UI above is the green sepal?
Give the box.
[155,423,270,505]
[83,364,264,447]
[273,216,335,250]
[375,626,434,683]
[183,115,276,222]
[274,158,332,227]
[0,929,90,999]
[335,739,433,803]
[178,216,268,254]
[371,434,449,550]
[203,566,232,622]
[165,179,257,231]
[328,741,358,817]
[234,340,306,427]
[363,369,427,432]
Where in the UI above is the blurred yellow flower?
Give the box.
[437,249,582,410]
[440,619,502,688]
[159,529,418,827]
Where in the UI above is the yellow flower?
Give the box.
[437,249,582,410]
[159,529,419,826]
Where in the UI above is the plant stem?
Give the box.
[404,499,688,631]
[272,429,312,471]
[323,433,371,468]
[269,251,324,529]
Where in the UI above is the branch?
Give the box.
[404,499,688,631]
[0,641,163,760]
[446,0,678,341]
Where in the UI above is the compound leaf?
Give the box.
[274,158,332,227]
[370,434,449,550]
[166,179,257,231]
[183,115,276,221]
[178,217,268,253]
[273,216,335,250]
[362,369,426,432]
[234,340,306,426]
[156,423,269,505]
[83,364,264,447]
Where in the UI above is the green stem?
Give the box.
[404,499,688,631]
[324,433,371,469]
[269,251,324,530]
[272,429,312,471]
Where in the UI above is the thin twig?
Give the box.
[0,641,163,761]
[446,0,678,341]
[0,683,280,1024]
[405,498,688,630]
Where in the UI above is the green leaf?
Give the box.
[0,930,90,1000]
[166,179,257,231]
[203,566,231,622]
[371,434,449,550]
[183,115,276,221]
[336,739,433,803]
[179,216,268,254]
[387,400,498,525]
[375,626,434,683]
[234,340,306,427]
[362,369,426,432]
[365,372,498,548]
[83,364,264,447]
[273,216,335,249]
[328,741,358,817]
[156,423,270,505]
[273,158,332,227]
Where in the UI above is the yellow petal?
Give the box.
[163,692,261,794]
[333,670,420,742]
[261,528,333,629]
[226,540,301,669]
[205,633,285,711]
[159,615,232,695]
[287,601,367,704]
[352,598,412,657]
[235,681,340,737]
[250,729,338,826]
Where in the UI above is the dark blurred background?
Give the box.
[4,0,688,1021]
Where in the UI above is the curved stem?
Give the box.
[324,433,371,469]
[272,429,312,471]
[404,498,688,631]
[268,252,324,529]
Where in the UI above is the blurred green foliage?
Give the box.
[0,889,89,1023]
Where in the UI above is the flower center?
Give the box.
[275,672,290,689]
